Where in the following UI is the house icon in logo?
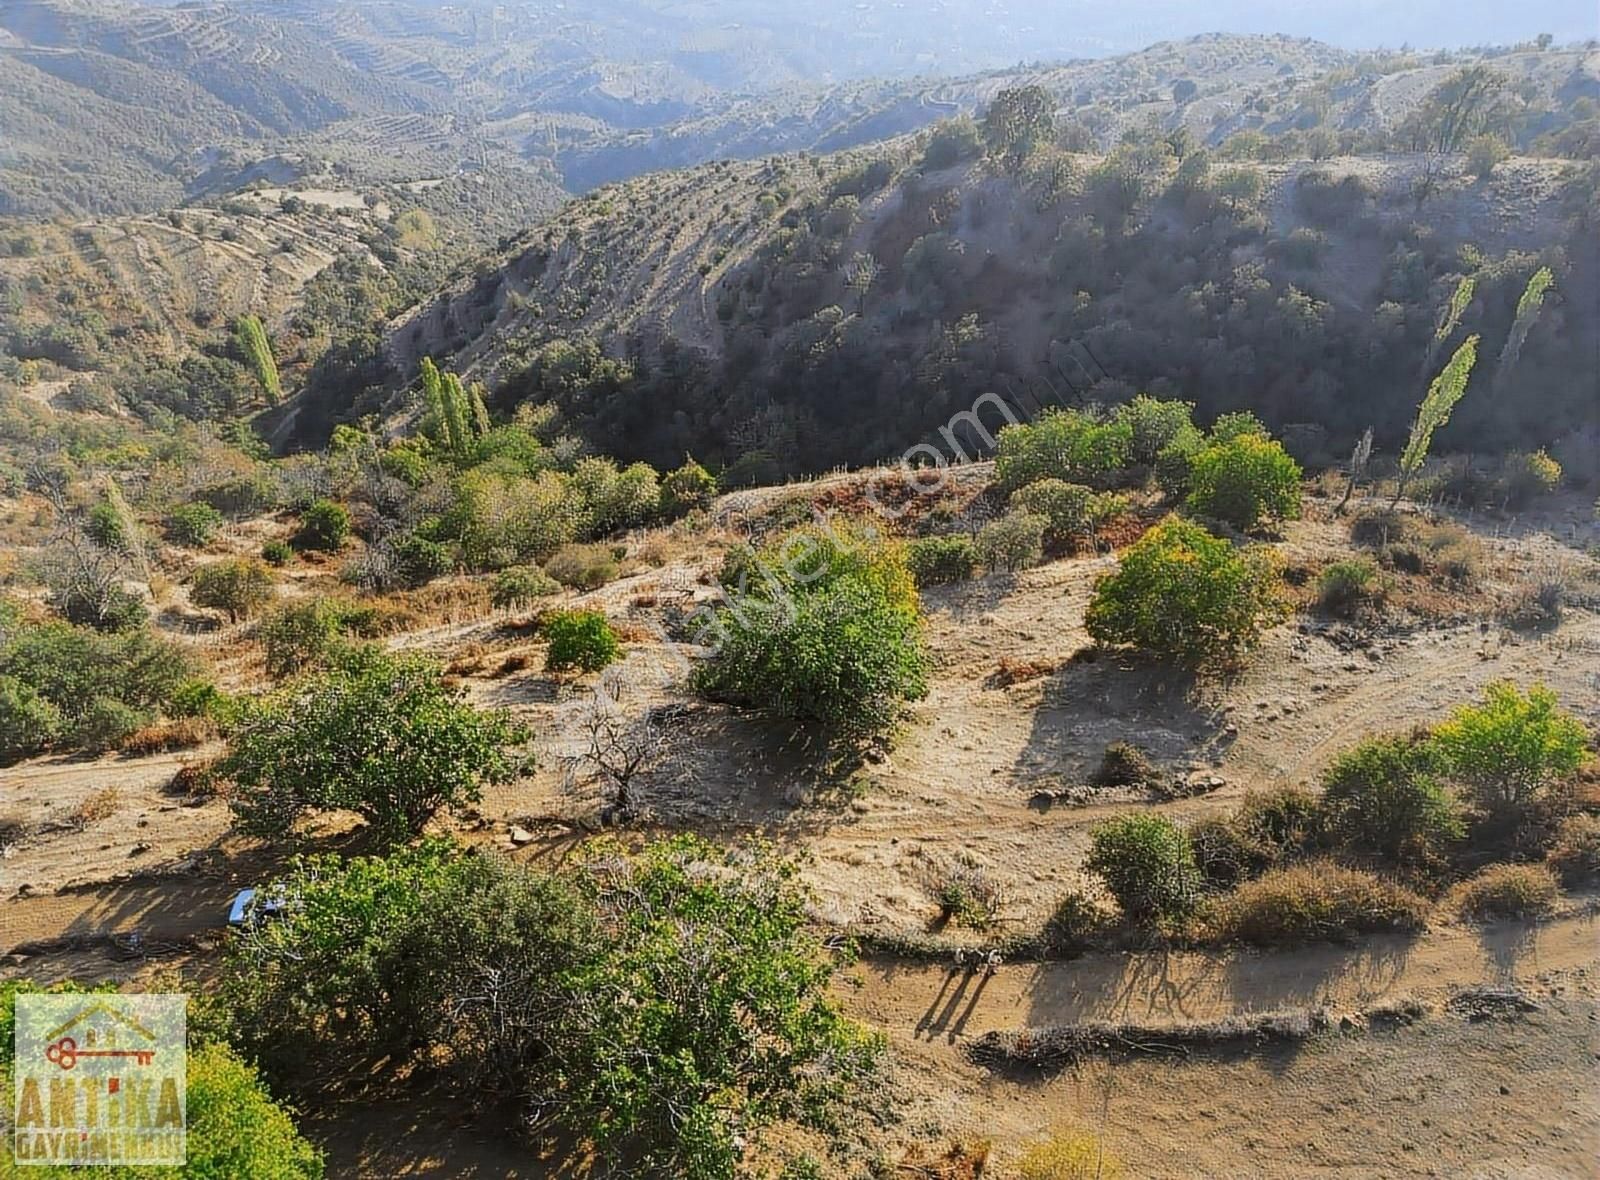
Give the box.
[42,1001,159,1072]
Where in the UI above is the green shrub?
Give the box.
[1208,411,1268,442]
[74,695,149,752]
[1230,787,1324,864]
[693,574,927,736]
[1431,682,1591,816]
[543,609,621,673]
[490,565,561,610]
[166,502,224,547]
[977,510,1047,571]
[393,533,453,587]
[1500,449,1562,507]
[660,457,718,517]
[723,519,919,616]
[995,409,1134,491]
[446,467,579,569]
[572,457,660,534]
[261,539,293,566]
[0,620,194,763]
[1011,479,1121,544]
[218,838,875,1180]
[1316,559,1380,617]
[221,647,528,844]
[1085,814,1201,924]
[0,675,63,762]
[1085,515,1285,666]
[1546,814,1600,885]
[258,599,349,679]
[905,534,979,585]
[1115,396,1196,465]
[545,542,621,590]
[1320,735,1462,864]
[191,558,275,622]
[293,499,351,552]
[85,498,130,551]
[1153,425,1206,497]
[1449,863,1560,920]
[1184,433,1302,531]
[1207,862,1429,945]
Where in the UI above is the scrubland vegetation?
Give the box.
[2,25,1598,1180]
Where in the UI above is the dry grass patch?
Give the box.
[1545,814,1600,885]
[118,716,216,756]
[1448,863,1560,921]
[1203,862,1430,946]
[68,787,122,830]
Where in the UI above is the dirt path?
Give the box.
[845,912,1600,1043]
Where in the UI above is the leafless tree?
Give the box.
[563,673,669,824]
[1336,427,1374,514]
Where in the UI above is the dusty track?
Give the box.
[845,911,1600,1044]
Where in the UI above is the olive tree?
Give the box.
[220,646,530,844]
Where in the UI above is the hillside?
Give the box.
[0,166,563,423]
[4,0,1594,218]
[387,132,1598,476]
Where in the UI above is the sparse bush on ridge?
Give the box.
[166,501,224,547]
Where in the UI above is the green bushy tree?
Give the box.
[166,502,224,547]
[1431,681,1590,816]
[1320,735,1463,863]
[1085,516,1285,667]
[695,544,927,737]
[293,499,350,552]
[905,534,978,585]
[995,410,1133,492]
[221,647,528,844]
[1184,432,1303,531]
[543,609,621,673]
[660,457,718,517]
[1086,814,1201,924]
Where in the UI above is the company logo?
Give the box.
[11,993,186,1166]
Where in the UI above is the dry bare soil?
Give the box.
[3,481,1599,1177]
